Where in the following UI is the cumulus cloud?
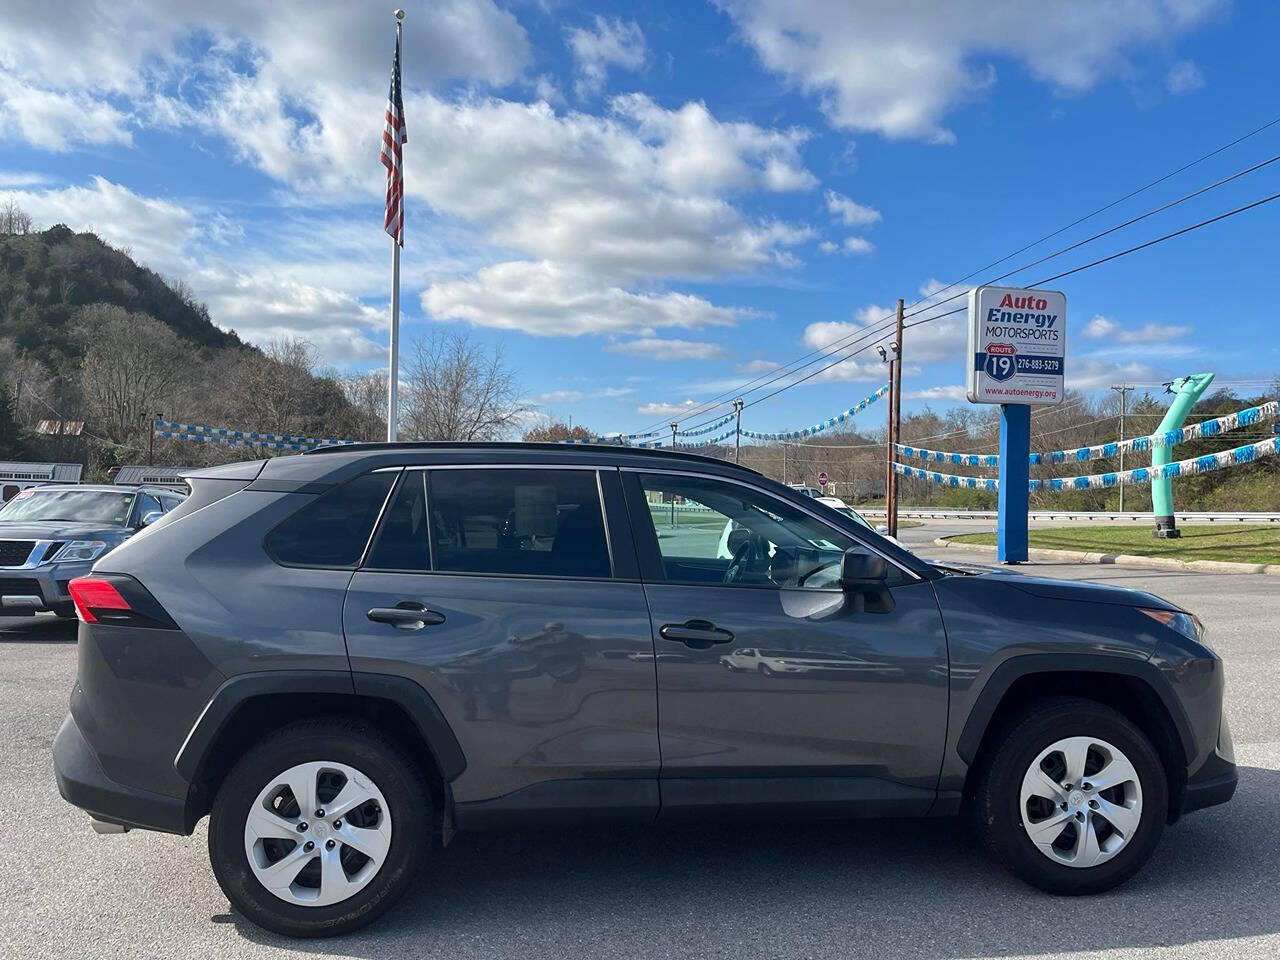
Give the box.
[824,189,881,226]
[637,399,701,417]
[423,260,748,336]
[1083,314,1189,343]
[606,338,729,360]
[566,16,646,95]
[715,0,1220,141]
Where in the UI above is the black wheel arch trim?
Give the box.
[173,669,467,784]
[955,653,1196,768]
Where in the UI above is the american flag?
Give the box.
[381,25,407,246]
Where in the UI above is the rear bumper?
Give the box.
[53,714,190,834]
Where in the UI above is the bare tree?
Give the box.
[339,369,388,438]
[223,337,322,436]
[0,338,52,425]
[76,304,189,450]
[400,329,523,441]
[522,418,595,443]
[0,197,33,235]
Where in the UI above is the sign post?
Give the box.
[817,470,828,491]
[966,285,1067,564]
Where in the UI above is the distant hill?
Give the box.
[0,224,246,368]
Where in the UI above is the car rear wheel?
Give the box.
[208,718,430,937]
[974,696,1167,895]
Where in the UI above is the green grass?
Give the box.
[948,525,1280,564]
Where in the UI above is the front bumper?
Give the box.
[53,714,190,834]
[0,558,89,611]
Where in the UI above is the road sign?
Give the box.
[817,471,828,487]
[966,286,1066,406]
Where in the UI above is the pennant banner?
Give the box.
[893,399,1278,467]
[893,436,1280,491]
[679,412,735,437]
[741,383,890,442]
[154,419,355,449]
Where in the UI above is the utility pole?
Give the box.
[782,441,788,484]
[890,298,904,538]
[879,343,894,526]
[733,397,744,464]
[670,421,678,450]
[1111,384,1132,513]
[147,414,156,466]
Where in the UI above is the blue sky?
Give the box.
[1,0,1277,438]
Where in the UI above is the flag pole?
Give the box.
[386,9,405,442]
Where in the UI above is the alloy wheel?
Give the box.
[243,760,393,907]
[1018,735,1143,869]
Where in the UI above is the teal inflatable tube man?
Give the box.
[1152,372,1215,538]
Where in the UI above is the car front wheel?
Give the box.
[208,718,430,937]
[975,696,1168,895]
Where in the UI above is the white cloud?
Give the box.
[637,399,701,417]
[824,189,881,226]
[1166,60,1205,94]
[840,236,875,255]
[736,359,781,373]
[607,338,729,360]
[423,260,747,336]
[532,389,585,405]
[0,76,132,151]
[716,0,1221,141]
[1083,314,1189,343]
[566,16,646,96]
[906,385,967,402]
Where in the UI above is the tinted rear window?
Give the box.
[266,472,395,567]
[427,468,611,578]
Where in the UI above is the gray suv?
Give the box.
[53,444,1235,937]
[0,484,183,616]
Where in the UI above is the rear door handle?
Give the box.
[659,619,735,649]
[367,603,446,631]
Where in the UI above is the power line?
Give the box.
[741,188,1280,421]
[642,114,1280,434]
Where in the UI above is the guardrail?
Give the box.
[853,508,1280,523]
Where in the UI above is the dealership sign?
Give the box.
[965,286,1066,405]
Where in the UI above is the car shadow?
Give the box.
[0,614,77,642]
[229,764,1280,959]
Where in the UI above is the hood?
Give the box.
[0,520,130,541]
[1007,573,1179,611]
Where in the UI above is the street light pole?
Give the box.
[890,298,904,538]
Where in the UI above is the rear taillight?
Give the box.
[69,577,130,623]
[68,575,178,629]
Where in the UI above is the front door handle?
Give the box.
[659,619,735,649]
[367,603,446,631]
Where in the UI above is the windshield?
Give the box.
[837,506,873,530]
[0,489,135,525]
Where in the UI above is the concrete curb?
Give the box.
[931,537,1280,576]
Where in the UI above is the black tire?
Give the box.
[208,718,430,937]
[52,603,76,618]
[974,696,1168,895]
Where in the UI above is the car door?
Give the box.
[621,468,948,818]
[343,465,660,823]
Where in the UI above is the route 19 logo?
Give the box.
[983,343,1016,382]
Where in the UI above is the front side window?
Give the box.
[0,488,135,525]
[266,471,396,567]
[425,468,611,578]
[635,473,883,590]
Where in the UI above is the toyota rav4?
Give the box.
[53,443,1235,937]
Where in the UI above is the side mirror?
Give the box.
[726,527,751,554]
[139,510,163,528]
[874,524,890,535]
[840,549,887,590]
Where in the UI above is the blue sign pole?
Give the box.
[997,403,1030,563]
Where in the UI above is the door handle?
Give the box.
[659,619,735,649]
[367,603,446,631]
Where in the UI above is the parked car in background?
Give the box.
[787,483,823,498]
[0,484,184,616]
[815,496,905,548]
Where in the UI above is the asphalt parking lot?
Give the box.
[3,535,1279,960]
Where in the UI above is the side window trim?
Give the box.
[619,466,918,585]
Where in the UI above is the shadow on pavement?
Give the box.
[230,764,1280,960]
[0,614,77,643]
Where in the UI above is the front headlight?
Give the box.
[1140,607,1209,648]
[51,540,107,563]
